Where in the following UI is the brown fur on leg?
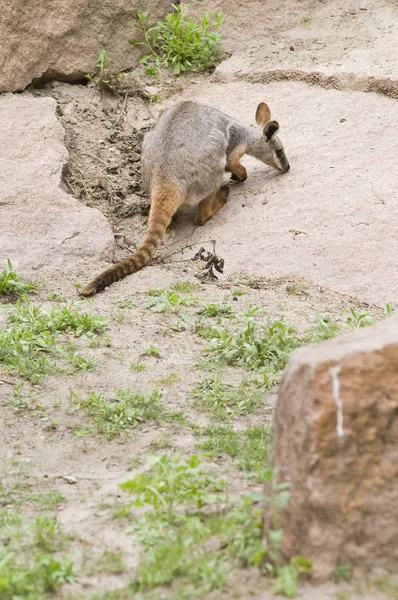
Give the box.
[194,186,229,226]
[226,144,248,182]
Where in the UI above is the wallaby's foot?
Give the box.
[194,186,230,226]
[230,170,247,183]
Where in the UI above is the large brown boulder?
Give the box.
[269,314,398,579]
[0,0,172,93]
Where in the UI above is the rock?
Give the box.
[268,314,398,579]
[62,475,78,484]
[0,0,173,92]
[0,95,114,274]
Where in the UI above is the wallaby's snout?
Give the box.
[255,103,290,174]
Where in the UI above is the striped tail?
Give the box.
[80,183,183,297]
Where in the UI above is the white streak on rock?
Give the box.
[330,364,344,437]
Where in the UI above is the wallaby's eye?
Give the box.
[263,120,280,142]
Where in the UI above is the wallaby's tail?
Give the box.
[80,183,183,297]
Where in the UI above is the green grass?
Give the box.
[130,5,224,75]
[199,303,233,318]
[0,505,75,599]
[0,259,36,296]
[88,550,125,575]
[70,387,184,439]
[170,281,197,294]
[204,310,301,384]
[130,361,146,372]
[192,375,262,419]
[142,345,161,358]
[145,289,195,313]
[200,425,270,480]
[0,296,106,382]
[116,454,306,598]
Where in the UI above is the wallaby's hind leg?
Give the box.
[194,186,229,226]
[226,145,247,183]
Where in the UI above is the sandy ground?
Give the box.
[1,0,398,598]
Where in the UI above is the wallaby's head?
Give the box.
[254,102,290,173]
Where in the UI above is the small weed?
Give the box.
[0,259,35,296]
[150,94,162,104]
[28,491,64,511]
[142,345,161,358]
[6,383,42,412]
[199,303,233,318]
[301,15,312,24]
[192,375,262,419]
[150,433,173,450]
[170,281,197,294]
[0,509,75,599]
[200,425,270,479]
[118,455,304,597]
[145,289,195,313]
[373,576,398,598]
[205,310,301,383]
[0,296,106,382]
[68,352,96,371]
[86,49,123,94]
[70,388,181,439]
[130,361,146,372]
[117,298,134,308]
[48,292,66,302]
[346,307,375,329]
[157,373,179,386]
[120,454,224,522]
[144,63,160,79]
[130,5,224,74]
[332,563,352,582]
[88,550,125,575]
[232,289,245,297]
[311,314,341,341]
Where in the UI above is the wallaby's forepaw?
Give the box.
[230,172,247,183]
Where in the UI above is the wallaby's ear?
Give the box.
[255,102,271,126]
[263,120,279,142]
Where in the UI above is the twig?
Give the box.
[69,161,84,177]
[82,152,108,166]
[69,162,92,202]
[114,92,128,127]
[0,378,15,386]
[64,177,77,196]
[155,239,216,263]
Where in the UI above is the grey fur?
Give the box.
[141,101,290,206]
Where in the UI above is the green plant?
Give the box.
[200,425,270,479]
[88,550,125,575]
[0,296,106,382]
[332,562,352,582]
[130,361,146,372]
[145,289,195,313]
[346,307,376,329]
[311,314,341,341]
[118,455,307,598]
[86,49,118,92]
[199,303,233,318]
[170,281,197,294]
[70,387,165,439]
[192,375,262,419]
[6,383,42,412]
[0,259,35,296]
[205,310,301,381]
[142,345,161,358]
[130,5,224,75]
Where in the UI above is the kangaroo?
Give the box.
[80,100,290,297]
